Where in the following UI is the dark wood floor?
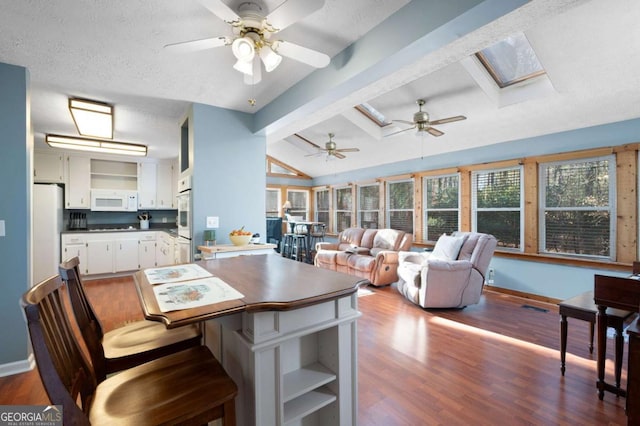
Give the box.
[1,276,629,425]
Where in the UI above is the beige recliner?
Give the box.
[396,232,497,308]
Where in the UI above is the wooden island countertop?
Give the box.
[134,253,368,328]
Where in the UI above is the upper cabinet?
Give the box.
[34,151,64,183]
[65,156,91,209]
[138,160,175,209]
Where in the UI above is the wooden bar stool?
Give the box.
[23,275,238,425]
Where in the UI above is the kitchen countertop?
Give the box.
[62,224,178,235]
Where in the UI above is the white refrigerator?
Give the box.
[32,184,63,286]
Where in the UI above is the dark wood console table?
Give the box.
[594,273,640,425]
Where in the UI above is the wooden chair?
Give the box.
[59,256,202,382]
[23,274,237,425]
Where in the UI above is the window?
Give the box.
[540,156,615,259]
[266,188,280,217]
[286,189,309,220]
[315,188,330,226]
[334,187,352,233]
[472,167,523,249]
[386,179,414,233]
[354,103,391,127]
[476,33,545,88]
[358,184,380,229]
[423,174,460,241]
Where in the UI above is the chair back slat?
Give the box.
[22,275,95,425]
[59,256,108,381]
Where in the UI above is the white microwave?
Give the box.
[90,189,138,212]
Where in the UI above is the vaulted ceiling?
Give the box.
[1,0,638,178]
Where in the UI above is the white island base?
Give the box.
[204,293,360,425]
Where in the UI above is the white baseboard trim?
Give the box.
[0,354,35,377]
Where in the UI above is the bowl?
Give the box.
[229,234,252,246]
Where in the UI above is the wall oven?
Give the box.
[177,175,192,262]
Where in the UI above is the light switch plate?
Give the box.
[206,216,219,228]
[0,220,5,237]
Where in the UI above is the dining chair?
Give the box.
[59,256,202,382]
[24,274,237,425]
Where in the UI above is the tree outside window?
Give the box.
[334,187,352,233]
[540,156,615,259]
[423,174,459,240]
[287,189,309,220]
[315,189,330,226]
[358,184,380,229]
[266,188,280,218]
[472,167,522,249]
[387,180,414,233]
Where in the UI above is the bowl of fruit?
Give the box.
[229,227,253,246]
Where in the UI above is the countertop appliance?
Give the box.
[32,184,63,286]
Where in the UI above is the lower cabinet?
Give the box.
[61,234,88,271]
[115,238,139,272]
[206,294,360,425]
[156,232,175,267]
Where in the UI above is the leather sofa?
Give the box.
[314,227,413,286]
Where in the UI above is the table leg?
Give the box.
[560,314,568,376]
[589,321,595,354]
[597,305,607,400]
[614,324,624,391]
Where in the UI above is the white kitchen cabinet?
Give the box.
[34,151,64,183]
[65,156,91,209]
[137,162,157,209]
[156,232,175,267]
[115,237,139,272]
[86,240,114,275]
[156,161,174,209]
[61,234,87,272]
[138,232,157,269]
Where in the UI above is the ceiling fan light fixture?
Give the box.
[231,36,255,62]
[233,58,254,75]
[259,45,282,72]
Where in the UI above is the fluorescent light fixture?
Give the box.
[259,45,282,72]
[68,98,113,139]
[46,134,147,157]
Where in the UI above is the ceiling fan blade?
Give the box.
[198,0,240,23]
[384,125,416,137]
[305,151,325,157]
[336,148,359,153]
[429,115,467,126]
[267,0,325,31]
[426,127,444,137]
[392,119,415,126]
[273,40,330,68]
[164,36,230,53]
[333,152,346,159]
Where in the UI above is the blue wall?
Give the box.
[0,63,30,367]
[191,103,266,251]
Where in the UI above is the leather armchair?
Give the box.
[396,232,497,308]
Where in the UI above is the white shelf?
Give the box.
[283,387,336,425]
[283,363,336,403]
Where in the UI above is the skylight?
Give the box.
[355,103,392,127]
[476,33,545,88]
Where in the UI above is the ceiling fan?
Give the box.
[164,0,330,85]
[304,133,359,159]
[386,99,466,137]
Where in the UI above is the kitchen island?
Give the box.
[134,254,366,425]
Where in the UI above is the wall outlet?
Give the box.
[487,267,495,285]
[206,216,219,228]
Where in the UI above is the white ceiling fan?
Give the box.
[165,0,330,85]
[304,133,359,160]
[386,99,467,137]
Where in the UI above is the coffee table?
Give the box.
[558,290,634,393]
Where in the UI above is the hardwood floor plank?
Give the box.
[0,275,629,425]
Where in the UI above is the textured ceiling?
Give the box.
[1,0,639,177]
